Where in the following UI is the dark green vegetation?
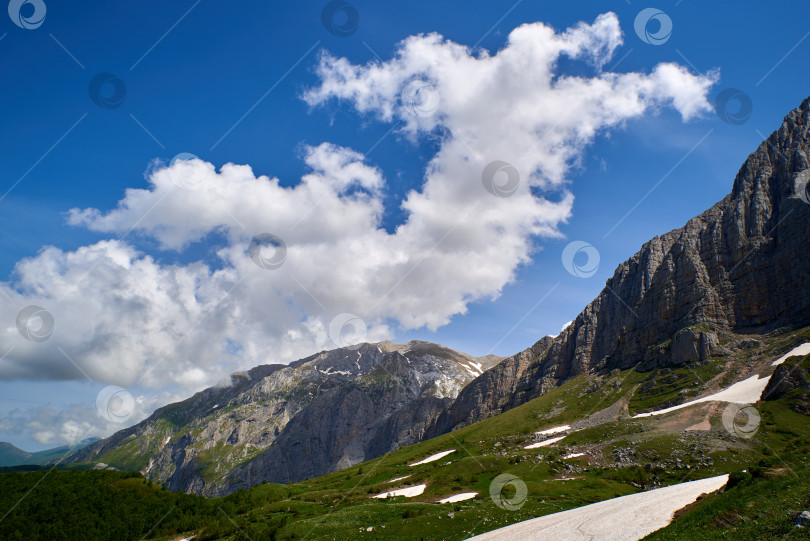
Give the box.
[0,469,292,541]
[2,331,810,540]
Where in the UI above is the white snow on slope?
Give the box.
[467,474,729,541]
[318,367,351,376]
[410,450,456,466]
[525,435,566,449]
[772,342,810,366]
[438,492,477,503]
[563,452,585,459]
[372,484,427,498]
[633,342,810,419]
[461,364,479,377]
[387,475,411,483]
[536,425,571,436]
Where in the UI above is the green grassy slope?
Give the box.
[2,329,809,540]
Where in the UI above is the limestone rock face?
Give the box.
[68,341,501,496]
[762,361,810,401]
[430,97,810,434]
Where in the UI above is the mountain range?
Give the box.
[69,340,501,495]
[0,438,98,468]
[66,96,810,501]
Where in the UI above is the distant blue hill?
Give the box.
[0,438,100,467]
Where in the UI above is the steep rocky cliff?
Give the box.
[429,97,810,435]
[69,341,500,495]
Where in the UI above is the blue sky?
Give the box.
[1,0,809,450]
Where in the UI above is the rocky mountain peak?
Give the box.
[69,338,502,495]
[429,96,810,434]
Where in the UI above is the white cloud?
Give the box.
[0,12,716,444]
[2,391,182,447]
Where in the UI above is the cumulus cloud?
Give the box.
[0,13,716,443]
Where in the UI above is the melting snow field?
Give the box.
[772,342,810,366]
[372,484,427,499]
[525,435,566,449]
[536,425,571,436]
[387,475,411,483]
[468,474,729,541]
[563,452,585,459]
[409,449,456,466]
[633,342,810,419]
[437,492,477,503]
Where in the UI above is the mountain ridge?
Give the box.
[426,96,810,436]
[69,96,810,498]
[68,340,502,495]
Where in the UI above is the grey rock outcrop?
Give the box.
[69,340,500,495]
[761,358,810,401]
[429,97,810,435]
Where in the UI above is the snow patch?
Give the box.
[387,475,411,483]
[437,492,478,503]
[409,449,456,466]
[467,474,729,541]
[372,484,427,498]
[772,342,810,366]
[524,435,566,449]
[461,363,479,377]
[633,342,810,419]
[536,425,570,436]
[563,452,585,459]
[318,367,351,376]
